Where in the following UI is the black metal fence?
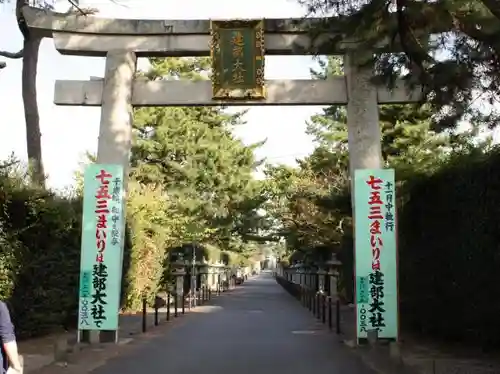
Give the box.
[276,275,341,334]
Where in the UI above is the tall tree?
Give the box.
[264,146,349,254]
[299,0,500,131]
[264,54,454,284]
[131,57,267,246]
[306,56,449,176]
[0,1,97,187]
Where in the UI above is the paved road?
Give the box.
[92,272,375,374]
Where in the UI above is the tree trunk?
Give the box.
[21,36,44,187]
[13,0,45,187]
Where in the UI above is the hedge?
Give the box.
[0,172,82,338]
[121,182,171,310]
[0,166,172,338]
[280,146,500,347]
[399,148,500,346]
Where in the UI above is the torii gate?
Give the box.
[23,6,421,344]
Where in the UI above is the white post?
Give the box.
[90,49,136,344]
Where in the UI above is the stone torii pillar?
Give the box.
[97,50,136,169]
[345,53,383,172]
[93,50,136,344]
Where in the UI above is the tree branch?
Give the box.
[64,4,99,16]
[66,0,86,15]
[0,49,23,59]
[395,0,433,83]
[0,49,23,68]
[480,0,500,22]
[452,12,500,58]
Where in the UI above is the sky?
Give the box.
[0,0,322,191]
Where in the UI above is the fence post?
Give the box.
[309,289,315,315]
[322,294,326,324]
[167,293,171,321]
[312,292,316,315]
[328,297,332,329]
[154,299,159,326]
[336,299,341,334]
[174,293,178,317]
[312,292,315,314]
[182,291,185,314]
[142,297,147,333]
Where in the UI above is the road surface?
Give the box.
[91,272,375,374]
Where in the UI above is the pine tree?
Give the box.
[299,0,500,130]
[263,54,454,264]
[131,57,266,244]
[306,56,448,176]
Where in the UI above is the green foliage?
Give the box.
[399,146,500,345]
[71,57,268,310]
[0,56,268,335]
[299,0,500,130]
[306,56,450,176]
[0,158,82,338]
[122,181,173,310]
[266,51,498,328]
[126,58,268,302]
[264,146,350,253]
[266,55,447,278]
[132,57,266,245]
[221,251,240,266]
[267,51,499,344]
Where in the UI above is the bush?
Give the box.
[0,164,82,338]
[399,147,500,346]
[337,220,354,304]
[221,250,240,266]
[122,182,171,310]
[0,162,176,337]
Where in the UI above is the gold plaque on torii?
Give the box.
[209,19,266,100]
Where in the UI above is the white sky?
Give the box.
[0,0,321,191]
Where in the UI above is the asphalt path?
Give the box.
[91,272,375,374]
